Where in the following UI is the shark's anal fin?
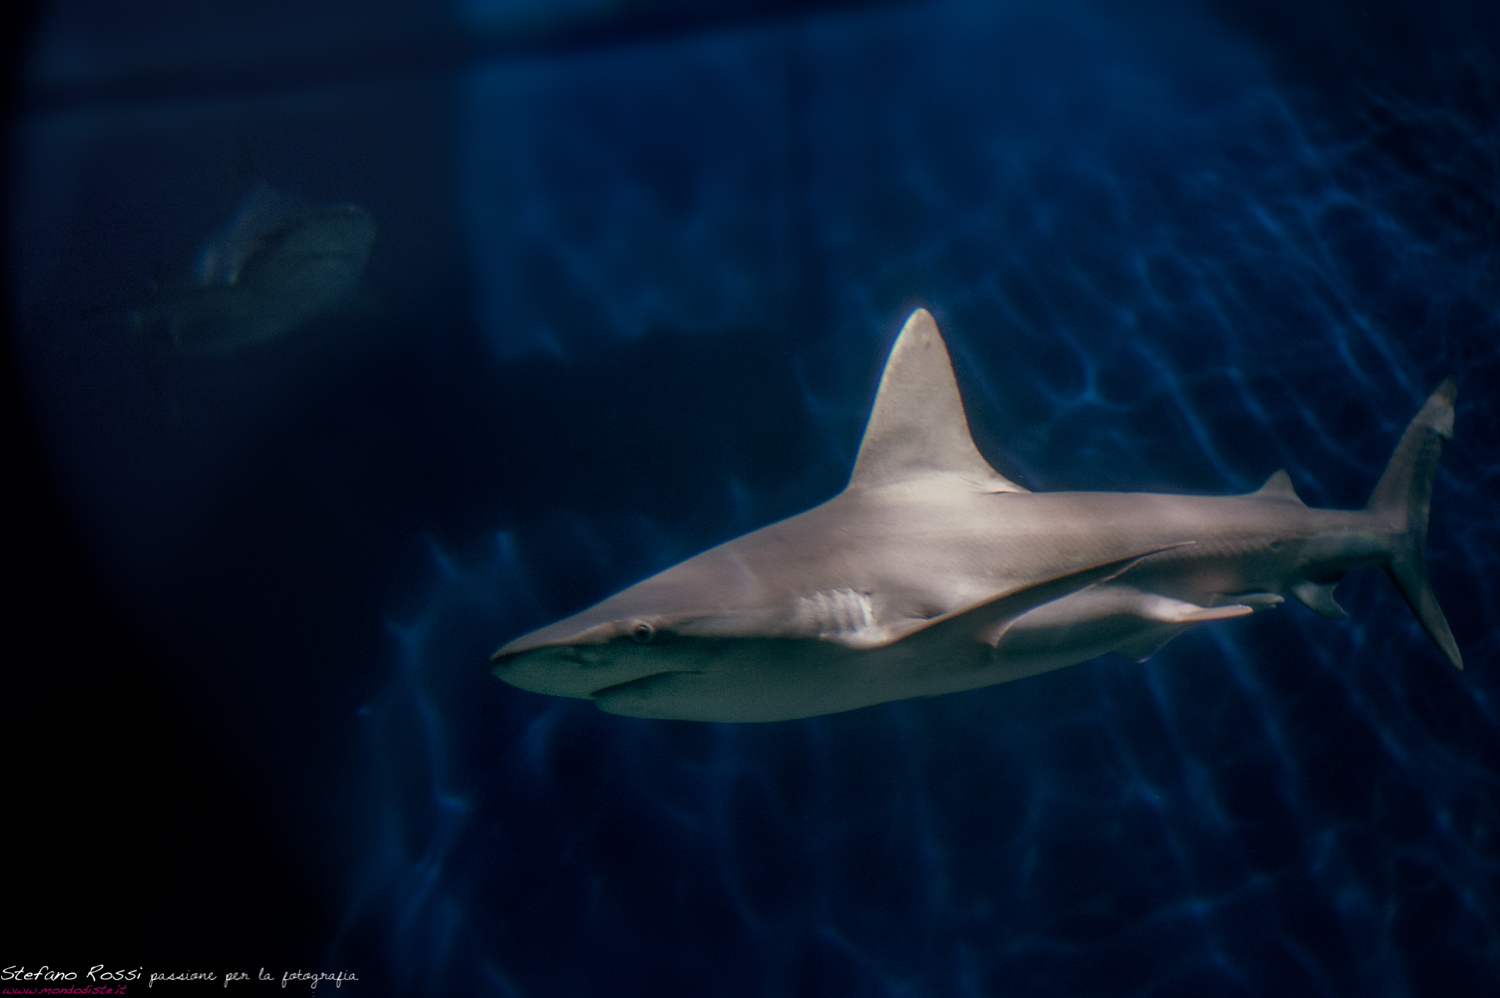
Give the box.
[1291,579,1347,620]
[848,309,1028,494]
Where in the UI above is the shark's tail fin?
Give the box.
[1365,378,1461,669]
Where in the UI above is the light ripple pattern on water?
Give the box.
[331,0,1499,994]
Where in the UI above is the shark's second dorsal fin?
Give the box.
[1252,469,1304,504]
[847,309,1027,493]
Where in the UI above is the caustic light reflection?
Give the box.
[490,308,1460,724]
[335,1,1499,995]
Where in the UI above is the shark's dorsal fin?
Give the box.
[1252,469,1304,504]
[847,309,1027,493]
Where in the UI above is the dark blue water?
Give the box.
[8,0,1498,994]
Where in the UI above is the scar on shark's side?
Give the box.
[492,309,1460,723]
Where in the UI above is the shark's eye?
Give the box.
[631,622,655,644]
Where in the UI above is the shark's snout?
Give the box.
[491,644,596,699]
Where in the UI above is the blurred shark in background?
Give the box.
[130,180,376,353]
[492,309,1460,723]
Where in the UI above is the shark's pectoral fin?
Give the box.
[1114,631,1180,663]
[887,542,1195,654]
[1291,579,1347,619]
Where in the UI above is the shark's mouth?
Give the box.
[589,671,699,699]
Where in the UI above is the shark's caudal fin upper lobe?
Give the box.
[1366,378,1461,669]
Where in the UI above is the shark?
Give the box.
[131,182,376,353]
[492,308,1460,722]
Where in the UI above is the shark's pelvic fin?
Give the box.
[1137,596,1255,624]
[1252,469,1305,504]
[847,308,1028,494]
[1111,596,1252,663]
[1366,378,1461,669]
[1214,592,1285,609]
[1108,602,1251,663]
